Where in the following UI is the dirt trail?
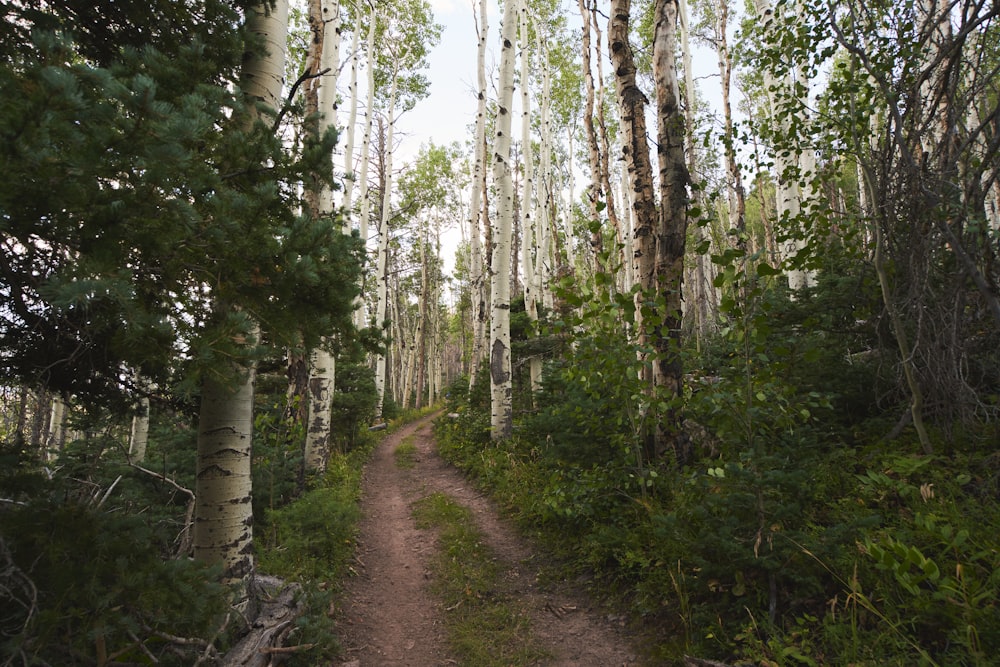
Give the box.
[335,413,641,667]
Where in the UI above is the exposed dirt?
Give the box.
[335,413,642,667]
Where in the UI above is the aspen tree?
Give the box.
[373,68,398,418]
[194,0,288,595]
[304,0,341,473]
[468,0,490,385]
[353,8,377,332]
[752,0,815,290]
[678,0,716,341]
[518,0,543,394]
[128,394,150,464]
[490,0,519,440]
[579,0,605,264]
[651,0,689,458]
[610,0,689,458]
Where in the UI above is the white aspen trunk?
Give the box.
[679,0,715,339]
[128,394,150,464]
[374,70,400,420]
[712,0,745,237]
[563,127,577,269]
[535,30,555,317]
[519,0,541,395]
[195,0,287,595]
[618,144,635,292]
[416,218,429,408]
[592,6,624,274]
[341,8,362,213]
[651,0,689,458]
[304,0,341,474]
[353,11,377,331]
[579,0,604,263]
[753,0,814,290]
[490,0,518,440]
[468,0,489,389]
[316,0,342,215]
[45,394,66,460]
[195,367,256,588]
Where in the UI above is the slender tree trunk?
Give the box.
[304,0,340,474]
[579,0,605,265]
[679,0,715,341]
[592,6,623,273]
[374,73,400,420]
[416,219,429,408]
[651,0,689,459]
[341,12,362,213]
[468,0,488,386]
[353,10,377,331]
[518,0,542,395]
[609,0,657,337]
[128,393,150,464]
[490,0,518,440]
[194,0,288,598]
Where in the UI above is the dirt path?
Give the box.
[335,413,641,667]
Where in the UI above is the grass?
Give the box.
[394,436,418,469]
[412,492,549,666]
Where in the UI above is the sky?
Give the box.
[395,0,497,160]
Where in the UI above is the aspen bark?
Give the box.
[652,0,689,458]
[353,10,377,331]
[304,0,340,474]
[374,71,399,419]
[609,0,657,327]
[468,0,488,385]
[194,0,288,596]
[679,0,716,340]
[579,0,605,264]
[128,394,150,464]
[518,0,542,395]
[490,0,518,440]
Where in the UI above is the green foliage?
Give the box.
[257,485,360,583]
[252,395,306,521]
[0,450,229,665]
[329,360,379,452]
[1,7,364,411]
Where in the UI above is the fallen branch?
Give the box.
[129,463,196,556]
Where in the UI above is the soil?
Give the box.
[335,413,643,667]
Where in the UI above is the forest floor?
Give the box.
[334,412,642,666]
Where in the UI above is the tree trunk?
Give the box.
[353,9,378,331]
[128,393,150,464]
[519,0,542,396]
[303,0,340,474]
[468,0,488,385]
[195,368,256,594]
[374,72,400,420]
[579,0,605,264]
[194,0,288,599]
[652,0,689,460]
[490,0,518,440]
[609,0,657,349]
[679,0,716,343]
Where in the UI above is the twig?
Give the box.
[271,67,332,132]
[259,643,317,654]
[129,463,196,556]
[95,475,123,509]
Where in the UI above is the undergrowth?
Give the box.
[435,324,1000,667]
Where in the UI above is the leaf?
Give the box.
[756,262,781,276]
